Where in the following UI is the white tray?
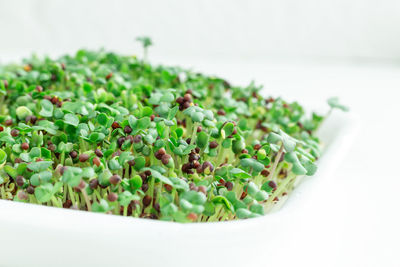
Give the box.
[0,111,358,267]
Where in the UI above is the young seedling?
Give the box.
[136,36,153,62]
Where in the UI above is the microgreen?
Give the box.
[136,36,153,61]
[0,38,347,222]
[327,97,349,112]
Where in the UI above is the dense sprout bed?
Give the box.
[0,45,346,222]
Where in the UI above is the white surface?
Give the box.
[0,110,357,267]
[1,1,400,266]
[1,0,400,62]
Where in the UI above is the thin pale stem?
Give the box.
[81,189,92,211]
[267,144,284,182]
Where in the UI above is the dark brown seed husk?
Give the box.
[111,121,120,129]
[108,192,118,202]
[225,181,233,191]
[157,148,166,156]
[164,184,173,192]
[209,141,218,149]
[10,129,19,137]
[261,169,270,177]
[193,161,200,168]
[63,199,72,208]
[95,149,103,157]
[21,142,29,150]
[93,157,101,167]
[133,135,142,143]
[4,119,13,126]
[254,144,261,150]
[268,181,277,189]
[69,150,78,158]
[51,96,58,104]
[106,72,113,80]
[139,172,147,181]
[183,94,192,102]
[124,125,132,134]
[79,154,89,162]
[109,174,121,185]
[117,137,126,147]
[182,163,191,173]
[26,186,35,194]
[155,148,166,160]
[189,153,199,162]
[161,154,171,165]
[202,161,214,172]
[77,180,86,190]
[142,195,152,207]
[141,183,149,192]
[15,176,25,187]
[196,165,203,174]
[217,110,226,116]
[89,179,99,189]
[30,115,37,124]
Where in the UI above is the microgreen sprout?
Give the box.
[0,40,347,223]
[135,36,153,62]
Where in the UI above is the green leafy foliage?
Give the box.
[0,40,339,222]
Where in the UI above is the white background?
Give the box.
[1,1,400,266]
[1,0,400,63]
